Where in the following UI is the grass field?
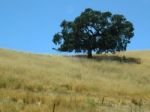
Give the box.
[0,48,150,112]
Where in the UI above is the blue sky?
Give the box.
[0,0,150,54]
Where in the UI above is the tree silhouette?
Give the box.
[53,8,134,58]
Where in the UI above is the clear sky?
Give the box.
[0,0,150,54]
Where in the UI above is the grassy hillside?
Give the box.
[0,48,150,112]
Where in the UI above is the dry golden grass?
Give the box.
[0,48,150,112]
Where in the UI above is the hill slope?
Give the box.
[0,49,150,112]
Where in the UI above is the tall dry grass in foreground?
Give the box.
[0,48,150,112]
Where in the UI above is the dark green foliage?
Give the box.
[53,8,134,58]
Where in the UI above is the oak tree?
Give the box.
[53,8,134,58]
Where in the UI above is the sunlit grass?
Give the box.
[0,48,150,112]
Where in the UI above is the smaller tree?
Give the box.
[53,8,134,58]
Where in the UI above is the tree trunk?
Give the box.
[87,49,92,58]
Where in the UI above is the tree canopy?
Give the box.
[53,8,134,58]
